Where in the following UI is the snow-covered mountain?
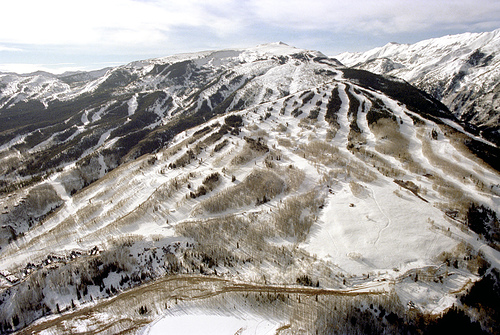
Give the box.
[0,42,499,334]
[336,29,500,145]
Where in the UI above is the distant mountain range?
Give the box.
[336,29,500,145]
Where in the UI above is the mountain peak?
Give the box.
[257,41,290,47]
[251,42,302,53]
[335,28,500,146]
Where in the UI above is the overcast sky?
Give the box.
[1,0,499,74]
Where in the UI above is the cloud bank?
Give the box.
[1,0,244,47]
[2,0,498,48]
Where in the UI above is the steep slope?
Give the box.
[336,29,500,144]
[0,43,337,248]
[0,45,499,334]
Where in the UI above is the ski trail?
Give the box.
[48,178,71,202]
[128,93,138,116]
[333,83,350,149]
[98,154,106,178]
[368,186,391,245]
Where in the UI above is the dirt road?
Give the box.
[17,274,391,334]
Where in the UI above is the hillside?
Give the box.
[336,29,500,146]
[0,42,499,334]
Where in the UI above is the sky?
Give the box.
[0,0,499,74]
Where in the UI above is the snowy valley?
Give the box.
[0,38,499,334]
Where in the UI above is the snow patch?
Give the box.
[128,94,138,116]
[143,313,281,335]
[303,182,457,275]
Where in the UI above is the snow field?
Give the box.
[303,179,457,272]
[142,312,282,335]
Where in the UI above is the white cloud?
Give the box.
[0,46,22,52]
[0,0,245,48]
[2,0,498,51]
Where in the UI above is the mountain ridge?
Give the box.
[336,28,500,145]
[0,40,499,334]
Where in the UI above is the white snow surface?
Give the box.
[128,93,139,116]
[304,180,455,274]
[336,29,500,73]
[142,311,282,335]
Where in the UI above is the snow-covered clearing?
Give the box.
[142,312,282,335]
[304,180,456,274]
